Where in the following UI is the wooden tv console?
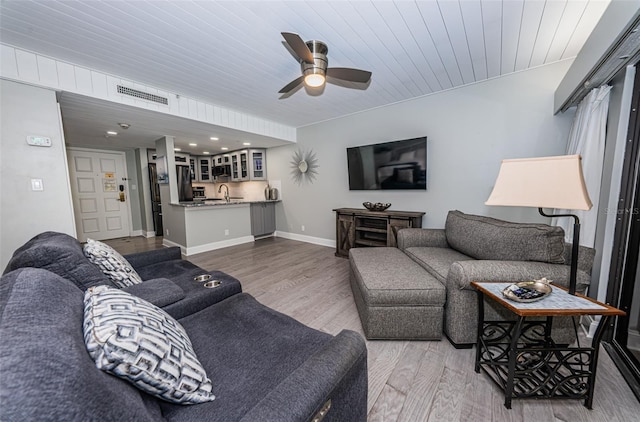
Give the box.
[333,208,425,257]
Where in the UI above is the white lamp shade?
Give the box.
[485,155,593,211]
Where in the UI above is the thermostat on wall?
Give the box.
[26,136,52,147]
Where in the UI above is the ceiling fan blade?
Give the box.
[326,77,370,91]
[279,75,304,94]
[326,67,372,83]
[281,32,315,64]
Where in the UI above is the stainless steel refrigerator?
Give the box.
[176,165,193,202]
[148,163,163,236]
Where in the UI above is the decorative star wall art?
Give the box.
[290,149,319,185]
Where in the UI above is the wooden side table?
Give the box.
[471,281,625,409]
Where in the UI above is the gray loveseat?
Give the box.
[398,210,595,347]
[1,233,368,421]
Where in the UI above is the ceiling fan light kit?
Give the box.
[304,73,325,88]
[280,32,371,97]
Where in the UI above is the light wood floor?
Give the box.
[106,236,640,422]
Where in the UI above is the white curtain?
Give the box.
[552,85,612,247]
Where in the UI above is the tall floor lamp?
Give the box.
[485,155,593,295]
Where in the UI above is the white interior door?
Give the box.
[67,148,131,242]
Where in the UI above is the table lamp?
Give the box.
[485,155,593,295]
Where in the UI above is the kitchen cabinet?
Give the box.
[231,150,249,181]
[213,154,231,166]
[175,153,189,164]
[250,202,276,237]
[230,153,239,181]
[248,149,267,180]
[189,158,197,181]
[212,154,231,181]
[231,149,267,181]
[198,157,212,182]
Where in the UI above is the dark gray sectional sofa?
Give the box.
[0,232,368,421]
[3,231,242,318]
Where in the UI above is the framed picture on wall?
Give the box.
[157,155,169,184]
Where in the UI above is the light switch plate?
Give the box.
[26,136,52,147]
[31,179,44,191]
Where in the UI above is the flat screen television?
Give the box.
[347,137,427,190]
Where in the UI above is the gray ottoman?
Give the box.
[349,247,446,340]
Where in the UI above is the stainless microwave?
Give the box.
[213,165,230,176]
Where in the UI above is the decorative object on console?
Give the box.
[502,278,553,303]
[290,148,319,185]
[486,155,593,295]
[363,202,391,211]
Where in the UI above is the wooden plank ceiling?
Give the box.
[0,0,610,149]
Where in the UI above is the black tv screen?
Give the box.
[347,137,427,190]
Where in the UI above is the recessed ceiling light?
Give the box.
[202,151,210,155]
[243,142,251,146]
[210,137,219,141]
[106,131,118,136]
[221,147,229,151]
[174,148,181,151]
[189,143,197,146]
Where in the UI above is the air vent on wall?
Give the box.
[116,85,169,105]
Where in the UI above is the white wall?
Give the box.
[1,80,76,269]
[268,61,576,243]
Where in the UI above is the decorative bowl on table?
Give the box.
[502,278,553,303]
[363,202,391,212]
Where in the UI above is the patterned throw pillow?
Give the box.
[83,239,143,288]
[83,285,215,404]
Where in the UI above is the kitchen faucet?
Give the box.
[218,184,230,202]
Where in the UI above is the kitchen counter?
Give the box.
[162,198,280,255]
[173,199,280,207]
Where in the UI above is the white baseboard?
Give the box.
[184,236,255,256]
[162,236,255,255]
[162,238,185,254]
[130,230,156,238]
[162,232,334,256]
[275,231,335,248]
[254,233,275,240]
